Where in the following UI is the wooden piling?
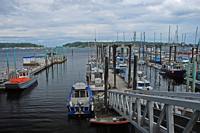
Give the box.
[128,45,132,88]
[108,46,111,65]
[113,45,117,88]
[191,47,194,62]
[169,46,172,63]
[174,46,177,62]
[133,55,138,90]
[104,56,108,108]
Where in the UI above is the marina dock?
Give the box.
[91,40,200,133]
[0,48,67,91]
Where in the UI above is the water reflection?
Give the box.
[6,82,38,101]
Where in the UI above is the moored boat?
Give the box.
[89,116,129,125]
[67,82,94,117]
[161,62,186,80]
[5,69,37,91]
[137,71,153,90]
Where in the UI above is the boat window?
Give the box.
[145,83,150,86]
[95,73,102,78]
[138,83,144,87]
[75,91,79,97]
[80,90,86,97]
[86,92,89,97]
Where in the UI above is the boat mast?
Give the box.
[13,48,17,73]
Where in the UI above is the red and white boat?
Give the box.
[89,116,129,125]
[5,69,37,91]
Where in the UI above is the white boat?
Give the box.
[137,71,153,90]
[67,82,94,117]
[86,60,105,94]
[138,59,145,65]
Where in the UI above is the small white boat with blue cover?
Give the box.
[67,82,94,117]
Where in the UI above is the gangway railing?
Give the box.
[108,90,200,133]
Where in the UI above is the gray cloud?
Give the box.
[0,0,199,46]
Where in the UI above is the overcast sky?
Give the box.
[0,0,199,46]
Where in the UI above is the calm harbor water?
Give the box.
[0,48,130,133]
[0,48,187,133]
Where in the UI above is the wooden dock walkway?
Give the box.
[108,69,129,91]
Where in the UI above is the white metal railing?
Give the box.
[108,90,200,133]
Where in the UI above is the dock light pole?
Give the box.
[104,56,109,109]
[133,55,138,90]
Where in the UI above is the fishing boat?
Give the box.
[138,59,145,65]
[86,60,105,94]
[137,71,153,90]
[67,82,94,117]
[116,56,127,74]
[90,69,105,94]
[161,62,186,80]
[5,69,37,91]
[90,116,129,125]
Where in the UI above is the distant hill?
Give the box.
[63,41,195,48]
[63,42,94,48]
[0,43,44,48]
[63,41,159,48]
[63,41,114,48]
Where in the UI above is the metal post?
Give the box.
[166,105,174,133]
[128,45,132,88]
[104,56,108,109]
[148,101,154,133]
[133,55,138,90]
[136,98,141,126]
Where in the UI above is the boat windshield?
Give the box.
[138,83,144,87]
[138,83,150,87]
[95,72,102,79]
[73,90,89,98]
[145,83,150,86]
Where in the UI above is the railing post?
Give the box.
[136,98,141,126]
[148,101,154,133]
[166,104,174,133]
[129,97,133,120]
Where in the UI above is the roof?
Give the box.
[72,82,87,90]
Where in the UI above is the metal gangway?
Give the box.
[108,89,200,133]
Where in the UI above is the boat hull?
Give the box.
[90,117,129,125]
[161,69,186,80]
[5,77,38,90]
[67,105,94,118]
